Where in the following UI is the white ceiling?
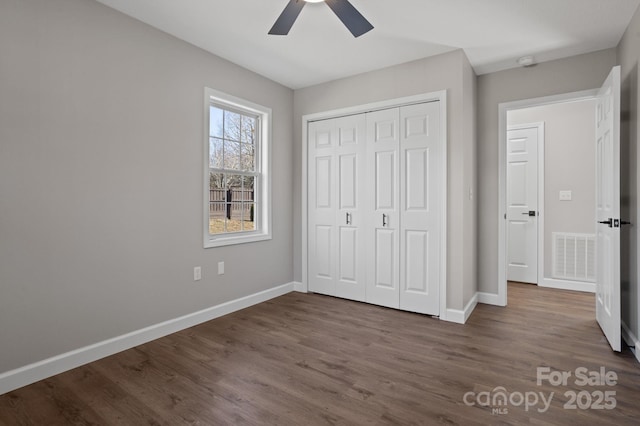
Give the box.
[94,0,640,89]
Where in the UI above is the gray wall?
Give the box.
[293,50,478,311]
[617,5,640,341]
[0,0,294,373]
[508,100,597,279]
[477,49,617,296]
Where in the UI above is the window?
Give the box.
[204,88,271,248]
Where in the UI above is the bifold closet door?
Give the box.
[399,101,440,315]
[365,108,401,309]
[308,115,366,301]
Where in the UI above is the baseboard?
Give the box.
[539,278,595,293]
[293,281,306,292]
[444,293,478,324]
[477,291,504,306]
[622,321,640,363]
[0,282,295,396]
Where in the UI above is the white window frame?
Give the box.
[203,87,272,248]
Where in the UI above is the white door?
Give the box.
[399,102,441,315]
[506,126,539,284]
[595,66,621,352]
[308,119,337,296]
[365,108,400,308]
[334,115,366,302]
[308,114,366,300]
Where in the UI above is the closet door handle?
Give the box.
[346,212,351,225]
[382,214,388,227]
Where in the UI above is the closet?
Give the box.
[308,101,442,315]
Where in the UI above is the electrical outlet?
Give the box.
[193,266,202,281]
[218,261,225,275]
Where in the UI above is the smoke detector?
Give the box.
[517,56,536,67]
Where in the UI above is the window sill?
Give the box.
[204,232,271,248]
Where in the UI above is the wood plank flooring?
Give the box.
[1,282,639,425]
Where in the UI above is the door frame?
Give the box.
[301,90,449,319]
[497,89,599,306]
[505,122,545,287]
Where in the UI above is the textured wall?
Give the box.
[0,0,294,373]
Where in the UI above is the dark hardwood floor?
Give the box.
[1,282,639,425]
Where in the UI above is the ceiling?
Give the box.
[94,0,640,89]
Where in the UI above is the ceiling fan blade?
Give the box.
[269,0,306,35]
[325,0,373,37]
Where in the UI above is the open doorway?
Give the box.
[498,89,600,305]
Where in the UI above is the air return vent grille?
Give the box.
[552,232,595,282]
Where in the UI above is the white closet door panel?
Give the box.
[400,102,440,315]
[335,115,366,301]
[366,108,400,308]
[315,156,332,209]
[375,151,396,210]
[375,229,396,285]
[405,148,429,211]
[405,230,428,292]
[310,225,335,294]
[339,154,357,209]
[308,120,337,296]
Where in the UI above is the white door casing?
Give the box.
[365,107,401,309]
[399,102,441,314]
[595,66,621,352]
[506,126,539,284]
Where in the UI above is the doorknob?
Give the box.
[521,211,536,216]
[382,213,388,227]
[598,218,613,227]
[346,212,352,225]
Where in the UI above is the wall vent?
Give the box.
[552,232,595,282]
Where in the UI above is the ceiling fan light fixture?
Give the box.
[269,0,373,37]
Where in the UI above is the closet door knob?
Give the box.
[382,213,388,227]
[346,212,352,225]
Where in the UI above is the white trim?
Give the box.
[0,282,295,396]
[301,91,448,318]
[293,281,306,292]
[301,114,308,293]
[622,322,640,363]
[538,278,595,293]
[445,293,478,324]
[477,291,504,306]
[498,89,599,305]
[203,87,273,248]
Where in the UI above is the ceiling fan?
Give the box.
[269,0,374,38]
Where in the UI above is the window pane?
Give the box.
[241,116,256,144]
[224,141,241,170]
[224,110,242,141]
[209,137,223,169]
[241,142,255,171]
[242,175,255,198]
[244,204,256,231]
[210,106,223,138]
[209,202,227,235]
[209,172,225,192]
